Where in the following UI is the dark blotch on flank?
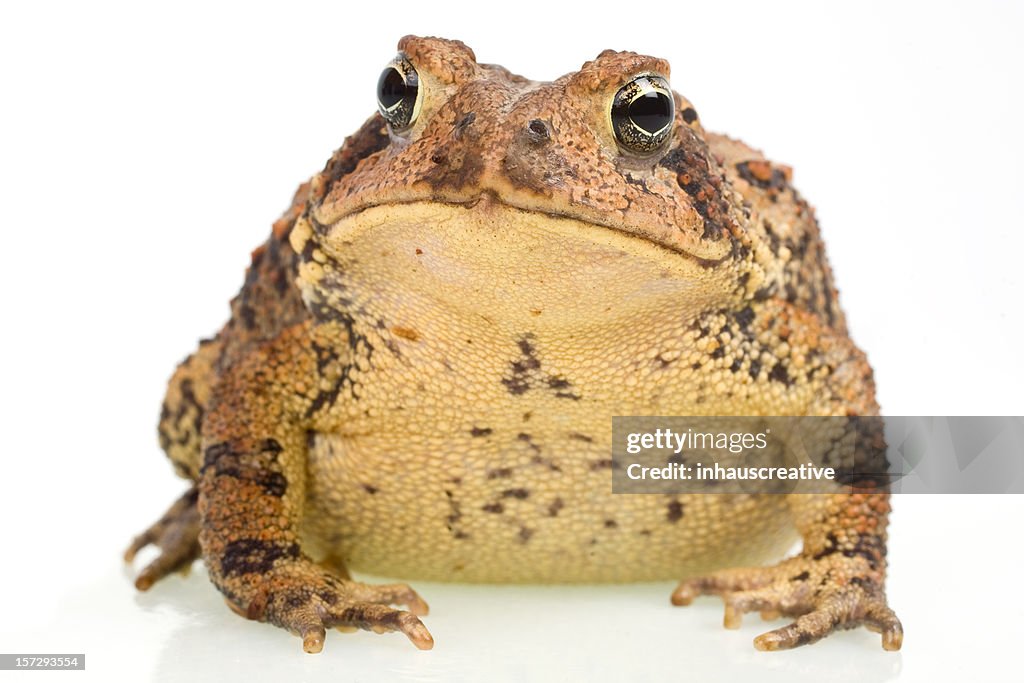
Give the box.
[735,306,755,331]
[748,359,762,380]
[769,363,793,387]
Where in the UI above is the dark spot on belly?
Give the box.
[502,373,531,395]
[519,526,534,543]
[517,432,543,455]
[487,467,513,479]
[445,490,467,538]
[666,500,685,523]
[502,488,530,500]
[502,337,541,395]
[547,498,564,517]
[548,376,581,400]
[482,503,504,514]
[568,432,593,443]
[604,519,618,529]
[531,454,562,472]
[362,484,378,495]
[590,459,616,471]
[470,426,493,437]
[501,334,581,399]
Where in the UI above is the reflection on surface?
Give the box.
[12,561,903,682]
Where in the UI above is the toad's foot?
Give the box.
[227,562,433,654]
[125,487,201,590]
[671,555,903,651]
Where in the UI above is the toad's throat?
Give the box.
[302,201,738,330]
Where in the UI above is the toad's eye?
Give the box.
[377,55,420,131]
[610,75,674,155]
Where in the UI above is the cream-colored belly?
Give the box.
[303,429,797,582]
[297,297,802,583]
[296,202,804,581]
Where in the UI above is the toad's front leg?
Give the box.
[199,320,432,653]
[671,305,902,650]
[672,491,902,651]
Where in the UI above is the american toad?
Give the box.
[127,36,902,654]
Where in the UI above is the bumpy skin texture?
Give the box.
[127,36,901,653]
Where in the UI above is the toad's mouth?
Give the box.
[311,191,732,267]
[303,200,737,322]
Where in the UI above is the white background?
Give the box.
[1,1,1022,681]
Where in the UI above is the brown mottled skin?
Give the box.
[127,36,902,653]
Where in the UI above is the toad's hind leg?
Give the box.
[124,487,201,589]
[126,338,223,589]
[128,184,311,590]
[158,337,223,480]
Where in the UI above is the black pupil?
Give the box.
[377,67,407,110]
[628,90,672,134]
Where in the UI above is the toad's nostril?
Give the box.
[527,119,551,144]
